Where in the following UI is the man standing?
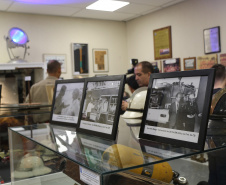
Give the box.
[121,61,153,111]
[25,60,61,123]
[26,60,61,103]
[185,93,201,132]
[169,92,186,130]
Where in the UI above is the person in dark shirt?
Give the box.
[121,75,139,112]
[184,94,202,132]
[169,92,186,130]
[208,64,226,185]
[210,64,226,114]
[211,64,226,95]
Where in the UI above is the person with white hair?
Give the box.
[64,88,81,116]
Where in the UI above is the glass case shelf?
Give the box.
[8,118,226,185]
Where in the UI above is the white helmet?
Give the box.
[122,87,147,119]
[13,155,52,178]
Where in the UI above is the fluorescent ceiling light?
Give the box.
[86,0,129,12]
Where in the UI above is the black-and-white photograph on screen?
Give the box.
[51,79,84,126]
[77,75,125,140]
[139,69,215,150]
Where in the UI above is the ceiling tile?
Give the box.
[117,3,157,14]
[0,0,13,11]
[0,0,188,21]
[162,0,185,7]
[7,2,80,16]
[126,0,175,6]
[73,9,137,21]
[59,0,96,8]
[141,7,162,15]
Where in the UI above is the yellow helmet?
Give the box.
[102,144,173,183]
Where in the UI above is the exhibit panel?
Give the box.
[8,118,226,185]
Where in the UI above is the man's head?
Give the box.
[211,64,226,88]
[134,61,153,87]
[175,92,183,103]
[188,93,196,102]
[47,60,61,78]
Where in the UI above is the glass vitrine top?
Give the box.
[0,103,51,109]
[9,118,226,175]
[0,103,51,118]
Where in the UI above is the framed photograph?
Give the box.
[204,26,221,54]
[163,58,180,73]
[43,54,67,73]
[77,75,126,140]
[183,57,196,71]
[197,54,217,69]
[50,78,85,127]
[139,69,215,150]
[151,61,162,73]
[72,43,89,75]
[153,26,172,60]
[220,53,226,66]
[93,49,109,73]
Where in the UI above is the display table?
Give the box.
[8,118,226,185]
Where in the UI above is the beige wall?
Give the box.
[126,0,226,70]
[1,0,226,79]
[0,12,128,79]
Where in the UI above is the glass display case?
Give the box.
[8,117,226,185]
[0,108,51,184]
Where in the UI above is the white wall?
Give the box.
[126,0,226,70]
[0,12,128,79]
[1,0,225,79]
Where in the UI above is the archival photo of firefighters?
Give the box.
[81,81,120,125]
[52,82,84,123]
[144,76,208,143]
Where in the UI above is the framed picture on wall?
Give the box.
[162,58,180,73]
[43,54,67,73]
[204,26,221,54]
[197,54,218,69]
[153,26,172,60]
[72,43,89,75]
[139,69,215,150]
[183,57,196,71]
[93,49,109,73]
[151,61,162,73]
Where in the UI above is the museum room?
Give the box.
[0,0,226,184]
